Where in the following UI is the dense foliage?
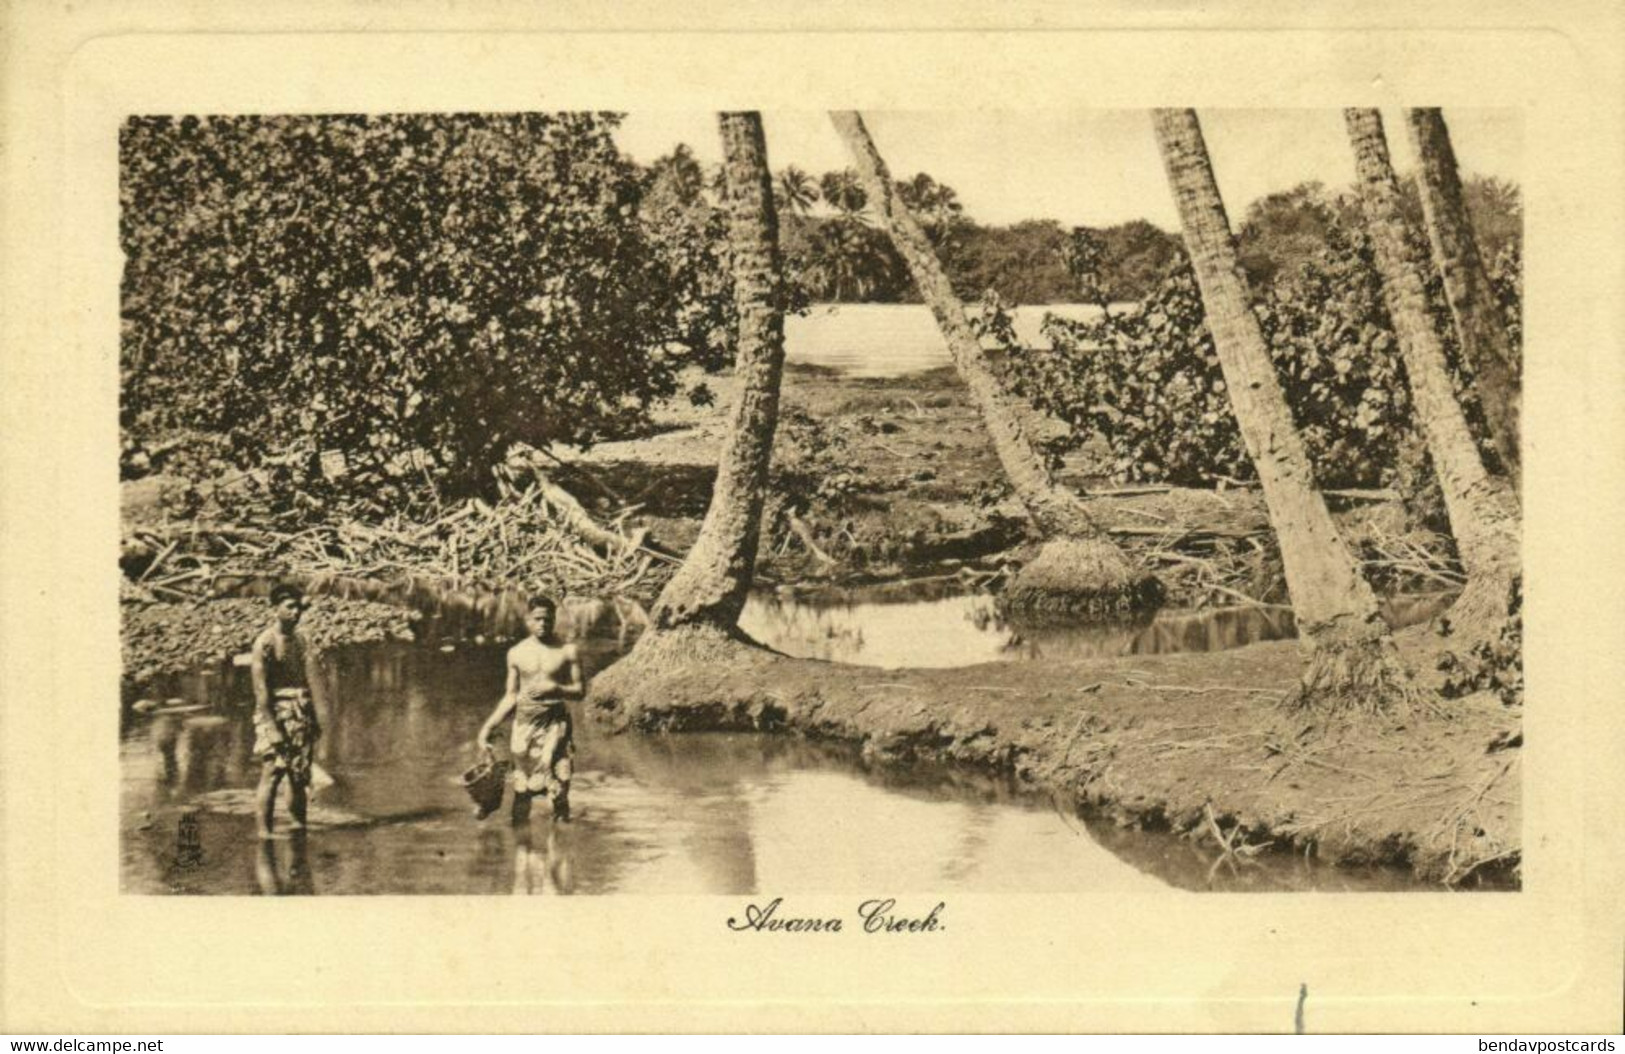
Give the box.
[782,213,910,303]
[1009,264,1251,486]
[950,218,1182,306]
[121,113,732,508]
[637,143,740,380]
[1003,181,1521,490]
[771,167,1183,306]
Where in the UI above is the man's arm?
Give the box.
[249,632,282,741]
[478,658,521,746]
[557,644,585,699]
[300,629,322,692]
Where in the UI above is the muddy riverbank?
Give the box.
[588,621,1521,887]
[571,362,1449,599]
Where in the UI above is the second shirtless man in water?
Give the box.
[478,595,584,824]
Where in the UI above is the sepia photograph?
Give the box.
[6,0,1623,1033]
[117,107,1524,899]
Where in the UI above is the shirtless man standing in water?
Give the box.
[478,596,584,824]
[251,583,321,839]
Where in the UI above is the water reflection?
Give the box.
[256,832,315,896]
[218,573,1453,674]
[123,640,1175,895]
[513,825,576,895]
[740,582,1455,669]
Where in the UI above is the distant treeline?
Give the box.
[783,211,1183,306]
[747,158,1185,305]
[759,160,1521,307]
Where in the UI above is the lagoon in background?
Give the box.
[784,302,1129,377]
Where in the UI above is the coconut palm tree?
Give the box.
[819,169,868,219]
[650,111,787,631]
[776,165,820,216]
[831,110,1159,615]
[1344,109,1520,641]
[1152,108,1413,710]
[642,144,708,210]
[895,172,964,246]
[1405,107,1522,494]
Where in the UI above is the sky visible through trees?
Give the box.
[614,109,1522,231]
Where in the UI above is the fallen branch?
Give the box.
[136,540,179,583]
[532,445,629,507]
[1325,488,1399,503]
[1205,583,1294,612]
[1087,486,1171,498]
[1108,525,1261,540]
[533,473,639,557]
[786,512,837,567]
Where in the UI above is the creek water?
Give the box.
[785,303,1119,377]
[122,585,1452,896]
[740,581,1456,669]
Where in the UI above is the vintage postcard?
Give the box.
[2,0,1621,1034]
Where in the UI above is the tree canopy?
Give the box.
[121,114,1520,517]
[121,113,732,506]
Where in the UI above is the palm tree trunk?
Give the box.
[1405,107,1521,495]
[830,110,1158,615]
[1152,108,1413,711]
[650,112,786,631]
[1345,109,1519,639]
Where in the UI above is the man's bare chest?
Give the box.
[512,642,569,680]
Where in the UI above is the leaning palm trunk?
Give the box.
[830,110,1159,616]
[1406,107,1521,495]
[650,112,787,631]
[1152,109,1414,712]
[1345,109,1520,641]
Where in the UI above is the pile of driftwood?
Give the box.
[1072,483,1462,609]
[120,473,676,605]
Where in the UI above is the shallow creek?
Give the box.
[122,585,1455,895]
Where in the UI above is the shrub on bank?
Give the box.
[1002,186,1520,493]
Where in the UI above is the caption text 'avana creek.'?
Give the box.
[726,898,945,934]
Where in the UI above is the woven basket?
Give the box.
[460,753,511,819]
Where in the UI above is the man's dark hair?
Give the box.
[270,583,305,606]
[527,595,557,614]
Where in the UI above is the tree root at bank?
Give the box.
[1001,536,1166,617]
[1436,575,1524,706]
[1284,615,1433,719]
[588,623,1520,886]
[1439,568,1521,656]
